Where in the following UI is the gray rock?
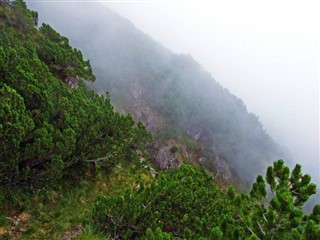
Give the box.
[155,146,182,169]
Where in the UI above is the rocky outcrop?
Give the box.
[130,81,165,134]
[154,145,182,169]
[214,155,232,180]
[113,80,232,179]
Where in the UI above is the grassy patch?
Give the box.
[0,164,152,239]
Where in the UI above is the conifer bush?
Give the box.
[93,161,320,239]
[0,0,151,185]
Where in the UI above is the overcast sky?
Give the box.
[103,0,319,182]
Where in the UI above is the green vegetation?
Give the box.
[170,146,179,154]
[0,0,151,186]
[33,2,283,182]
[0,2,319,240]
[94,161,320,239]
[0,163,152,239]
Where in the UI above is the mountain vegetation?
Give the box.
[94,161,320,239]
[0,0,150,186]
[27,2,285,184]
[0,1,319,239]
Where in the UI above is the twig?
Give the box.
[85,154,113,163]
[257,220,266,236]
[262,212,268,222]
[238,214,261,240]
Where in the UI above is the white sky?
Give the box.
[104,0,320,182]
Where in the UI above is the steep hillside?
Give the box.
[28,2,285,184]
[0,2,319,239]
[0,0,150,185]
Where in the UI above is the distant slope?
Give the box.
[28,2,285,184]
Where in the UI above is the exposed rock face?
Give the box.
[130,81,164,134]
[214,156,232,180]
[187,125,203,141]
[110,80,232,178]
[130,83,231,177]
[154,145,182,169]
[187,124,231,179]
[187,124,214,147]
[133,105,164,135]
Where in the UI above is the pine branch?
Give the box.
[85,154,113,163]
[257,220,266,236]
[238,214,262,240]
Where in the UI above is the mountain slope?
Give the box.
[0,0,150,185]
[28,2,284,184]
[0,2,319,239]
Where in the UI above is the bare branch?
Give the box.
[238,214,262,240]
[262,212,268,222]
[85,154,113,163]
[257,220,266,236]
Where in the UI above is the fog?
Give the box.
[102,0,319,184]
[26,0,319,188]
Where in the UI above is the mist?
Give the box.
[102,0,319,184]
[3,1,320,237]
[26,0,319,190]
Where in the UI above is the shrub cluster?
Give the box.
[93,161,320,239]
[0,0,151,185]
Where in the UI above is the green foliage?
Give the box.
[93,165,226,239]
[0,84,34,183]
[0,161,152,239]
[93,161,319,239]
[250,175,267,200]
[266,160,316,207]
[0,1,151,185]
[37,23,95,85]
[142,227,174,240]
[169,146,178,154]
[34,2,283,183]
[246,159,319,239]
[74,225,110,240]
[1,3,318,240]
